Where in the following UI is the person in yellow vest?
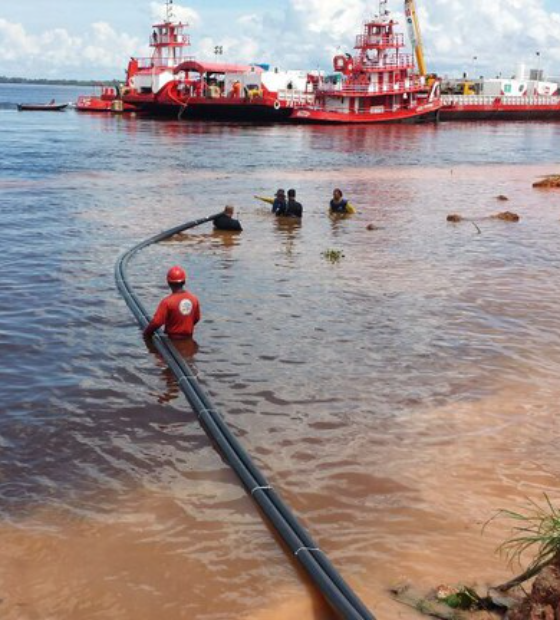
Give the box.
[329,189,356,214]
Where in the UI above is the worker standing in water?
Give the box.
[272,189,287,215]
[213,205,243,231]
[329,189,356,214]
[285,189,303,218]
[143,266,201,340]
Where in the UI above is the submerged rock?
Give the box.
[447,214,464,222]
[490,212,520,222]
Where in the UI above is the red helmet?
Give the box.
[167,266,186,284]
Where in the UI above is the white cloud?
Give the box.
[0,18,39,60]
[199,0,560,78]
[419,0,560,76]
[0,18,143,78]
[1,0,559,80]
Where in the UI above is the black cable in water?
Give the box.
[115,215,376,620]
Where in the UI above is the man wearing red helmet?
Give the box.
[143,266,201,340]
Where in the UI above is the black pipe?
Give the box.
[115,216,376,620]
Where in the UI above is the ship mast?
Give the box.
[378,0,390,21]
[166,0,175,23]
[149,0,191,69]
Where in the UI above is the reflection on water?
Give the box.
[1,89,560,619]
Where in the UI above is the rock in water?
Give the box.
[491,211,520,222]
[533,175,560,188]
[506,564,560,619]
[532,565,560,608]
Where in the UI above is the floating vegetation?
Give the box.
[321,248,345,263]
[533,175,560,188]
[391,584,502,619]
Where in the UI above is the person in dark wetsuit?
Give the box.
[213,205,243,231]
[330,188,351,214]
[271,189,287,215]
[284,189,303,218]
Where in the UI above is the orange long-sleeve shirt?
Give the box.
[144,290,200,339]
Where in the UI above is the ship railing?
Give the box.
[354,55,415,71]
[304,103,411,115]
[137,56,196,70]
[442,95,560,106]
[319,79,424,96]
[150,34,190,46]
[277,90,316,106]
[355,33,405,48]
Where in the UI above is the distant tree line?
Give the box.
[0,76,120,87]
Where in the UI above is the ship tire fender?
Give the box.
[274,100,281,111]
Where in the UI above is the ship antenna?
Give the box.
[378,0,389,20]
[166,0,175,23]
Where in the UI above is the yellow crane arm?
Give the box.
[404,0,427,77]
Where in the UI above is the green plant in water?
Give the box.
[322,248,345,264]
[487,494,560,590]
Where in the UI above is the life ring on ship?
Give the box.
[273,100,281,111]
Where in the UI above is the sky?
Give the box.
[1,0,560,80]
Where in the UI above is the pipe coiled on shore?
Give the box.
[115,215,376,620]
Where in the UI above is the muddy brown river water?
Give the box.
[1,85,559,619]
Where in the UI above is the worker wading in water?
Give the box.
[213,205,243,231]
[144,266,201,340]
[330,188,352,214]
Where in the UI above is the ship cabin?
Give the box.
[126,19,193,95]
[316,17,430,116]
[170,61,314,106]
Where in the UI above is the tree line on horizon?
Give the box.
[0,76,120,87]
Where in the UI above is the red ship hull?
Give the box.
[123,92,293,122]
[440,97,560,121]
[76,94,136,114]
[291,101,441,124]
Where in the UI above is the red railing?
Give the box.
[355,33,405,48]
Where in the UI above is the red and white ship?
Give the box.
[122,1,315,121]
[290,0,441,124]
